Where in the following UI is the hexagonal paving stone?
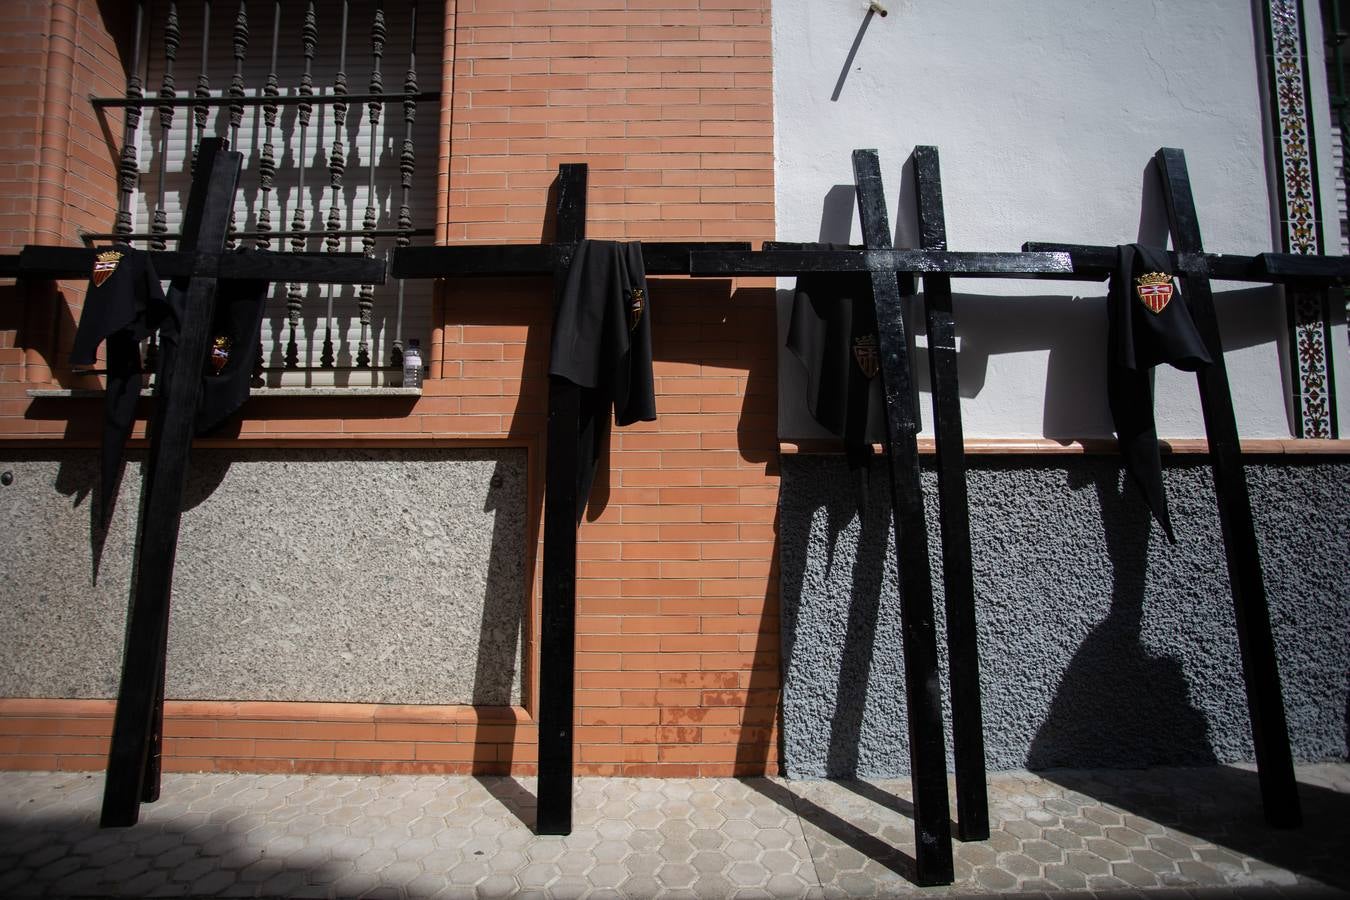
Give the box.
[1043,827,1085,850]
[553,851,596,878]
[586,862,629,886]
[726,860,770,888]
[1078,802,1123,825]
[475,873,519,897]
[1112,859,1165,887]
[447,859,489,885]
[1104,825,1150,848]
[595,819,634,842]
[624,851,663,877]
[689,829,726,852]
[514,862,556,889]
[656,861,699,889]
[689,808,727,830]
[586,840,626,865]
[973,864,1017,890]
[690,849,730,875]
[483,848,527,874]
[549,875,591,898]
[1148,834,1198,861]
[692,871,736,898]
[1021,839,1065,865]
[1130,847,1180,873]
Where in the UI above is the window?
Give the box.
[105,0,439,384]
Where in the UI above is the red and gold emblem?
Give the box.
[91,250,123,288]
[209,336,232,374]
[628,287,645,332]
[1135,271,1173,314]
[852,334,879,379]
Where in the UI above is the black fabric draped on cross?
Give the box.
[1107,243,1213,544]
[70,245,269,525]
[70,245,180,526]
[549,240,657,520]
[785,243,882,487]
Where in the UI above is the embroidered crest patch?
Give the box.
[92,250,123,288]
[209,336,232,374]
[628,287,645,332]
[852,334,879,379]
[1135,271,1173,314]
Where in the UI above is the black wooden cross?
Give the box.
[392,164,750,836]
[1,136,385,827]
[1029,147,1350,830]
[691,147,1074,886]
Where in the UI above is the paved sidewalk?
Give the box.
[0,764,1346,897]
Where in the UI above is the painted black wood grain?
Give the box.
[1155,146,1301,829]
[912,145,988,843]
[853,148,954,886]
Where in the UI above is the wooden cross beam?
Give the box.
[912,146,987,844]
[1,136,386,828]
[389,164,750,837]
[1028,147,1350,829]
[693,148,1072,886]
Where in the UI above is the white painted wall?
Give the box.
[774,0,1348,439]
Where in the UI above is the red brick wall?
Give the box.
[0,0,781,777]
[0,0,127,402]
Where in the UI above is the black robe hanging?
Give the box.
[69,244,179,525]
[192,269,268,435]
[1107,243,1213,543]
[784,243,882,473]
[549,240,656,519]
[71,245,270,523]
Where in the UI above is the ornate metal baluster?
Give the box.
[391,1,417,368]
[255,0,279,251]
[322,0,350,369]
[254,1,279,371]
[286,1,317,369]
[190,0,211,175]
[357,3,385,369]
[228,2,247,144]
[146,1,181,372]
[115,1,145,237]
[225,1,247,249]
[151,2,179,253]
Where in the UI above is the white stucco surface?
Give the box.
[774,0,1347,439]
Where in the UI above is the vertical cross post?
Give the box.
[1154,147,1300,827]
[852,149,954,885]
[101,138,242,827]
[537,163,588,835]
[911,145,988,842]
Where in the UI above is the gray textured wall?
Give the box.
[0,448,528,706]
[778,455,1350,778]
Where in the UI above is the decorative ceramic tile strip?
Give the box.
[1265,0,1338,437]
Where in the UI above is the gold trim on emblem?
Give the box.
[91,250,123,288]
[852,334,879,379]
[1134,271,1173,314]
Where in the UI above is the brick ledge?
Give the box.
[780,438,1350,456]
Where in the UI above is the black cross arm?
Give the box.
[687,247,1071,277]
[390,241,751,279]
[0,246,385,285]
[1022,241,1350,285]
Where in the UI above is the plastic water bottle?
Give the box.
[402,338,423,389]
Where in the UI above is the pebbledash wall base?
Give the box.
[0,447,528,707]
[778,453,1350,778]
